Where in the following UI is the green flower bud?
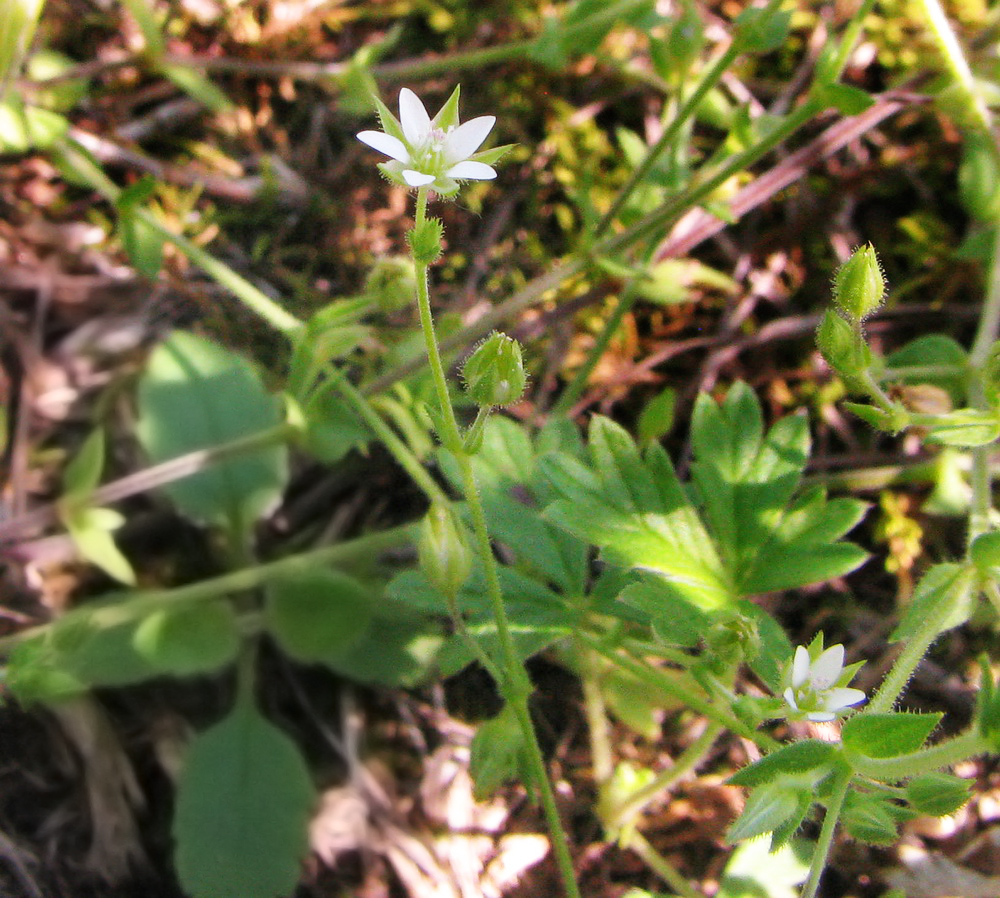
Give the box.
[407,217,444,266]
[704,610,760,670]
[833,244,885,321]
[959,132,1000,223]
[462,332,527,408]
[817,308,872,378]
[418,503,472,598]
[905,772,971,817]
[364,256,416,313]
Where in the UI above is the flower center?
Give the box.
[411,126,453,175]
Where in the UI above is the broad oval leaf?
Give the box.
[133,601,239,676]
[265,569,373,662]
[842,712,942,760]
[173,700,315,898]
[136,331,288,535]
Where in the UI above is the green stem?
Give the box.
[800,766,852,898]
[0,524,413,654]
[326,375,450,506]
[409,188,581,898]
[847,728,989,781]
[580,631,776,749]
[611,722,723,827]
[916,0,992,134]
[621,828,701,898]
[553,278,641,415]
[869,566,977,714]
[57,137,304,337]
[0,423,296,542]
[593,39,743,239]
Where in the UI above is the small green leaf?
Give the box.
[905,772,971,817]
[892,563,977,641]
[173,700,315,898]
[924,408,1000,447]
[265,569,373,662]
[734,4,791,53]
[119,211,165,280]
[62,428,106,499]
[886,334,968,405]
[470,703,529,800]
[637,386,676,447]
[136,331,288,537]
[133,601,239,676]
[813,82,875,116]
[726,782,799,844]
[64,506,136,585]
[728,740,837,788]
[162,64,233,113]
[841,792,900,845]
[842,712,942,760]
[971,531,1000,576]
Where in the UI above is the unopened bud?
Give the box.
[364,256,416,313]
[960,131,1000,223]
[833,244,885,321]
[418,503,472,598]
[407,217,444,266]
[817,308,872,378]
[462,332,527,408]
[704,611,760,670]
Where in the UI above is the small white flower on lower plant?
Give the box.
[357,86,508,196]
[782,642,865,722]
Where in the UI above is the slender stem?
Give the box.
[553,279,641,415]
[408,188,581,898]
[800,766,852,898]
[593,38,743,239]
[916,0,992,134]
[621,828,701,898]
[611,722,723,827]
[0,524,413,654]
[847,728,989,781]
[328,376,451,506]
[869,566,977,714]
[969,215,1000,368]
[578,646,615,785]
[580,631,776,749]
[0,423,296,542]
[56,137,304,336]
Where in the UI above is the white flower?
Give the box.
[782,643,866,722]
[357,86,505,196]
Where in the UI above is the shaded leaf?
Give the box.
[173,700,315,898]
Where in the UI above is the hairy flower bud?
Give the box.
[462,332,527,408]
[817,308,872,378]
[833,244,885,321]
[418,503,472,598]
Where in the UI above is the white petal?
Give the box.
[810,645,845,690]
[445,160,497,181]
[783,688,799,710]
[791,646,810,688]
[807,711,837,723]
[402,169,436,187]
[822,687,866,712]
[357,130,410,162]
[399,88,431,145]
[443,115,495,162]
